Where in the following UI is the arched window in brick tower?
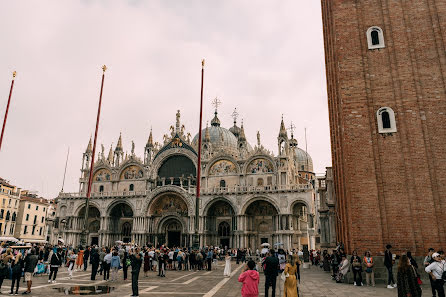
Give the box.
[367,26,385,49]
[377,107,397,134]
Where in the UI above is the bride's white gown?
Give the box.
[223,256,231,276]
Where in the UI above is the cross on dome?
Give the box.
[288,122,296,138]
[231,108,239,124]
[212,97,222,112]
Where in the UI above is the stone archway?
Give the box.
[291,201,310,249]
[148,192,190,247]
[109,203,134,244]
[78,206,101,246]
[244,200,278,249]
[205,199,235,248]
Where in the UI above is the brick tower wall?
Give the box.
[321,0,446,256]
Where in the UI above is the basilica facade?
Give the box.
[54,109,316,250]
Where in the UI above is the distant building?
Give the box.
[317,167,336,250]
[0,178,21,240]
[14,192,49,244]
[45,200,57,244]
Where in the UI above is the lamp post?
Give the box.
[80,65,107,247]
[0,71,17,151]
[193,59,205,249]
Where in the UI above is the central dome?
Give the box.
[192,125,238,150]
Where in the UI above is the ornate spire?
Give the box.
[279,115,288,138]
[211,97,221,127]
[115,133,123,151]
[239,121,246,141]
[146,128,153,147]
[86,137,92,153]
[107,144,113,163]
[257,131,261,146]
[175,110,181,133]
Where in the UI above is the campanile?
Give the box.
[321,0,446,255]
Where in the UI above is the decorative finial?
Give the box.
[202,59,205,68]
[288,122,296,138]
[102,65,107,73]
[231,108,239,124]
[212,97,221,112]
[12,71,17,79]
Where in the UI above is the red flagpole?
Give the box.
[195,60,205,242]
[81,65,107,246]
[0,71,17,151]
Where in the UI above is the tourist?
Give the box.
[424,248,436,297]
[224,251,231,277]
[263,249,279,297]
[110,250,120,282]
[22,248,38,295]
[90,248,100,280]
[277,249,286,297]
[168,249,174,270]
[67,250,77,279]
[397,254,422,297]
[335,254,349,283]
[76,246,84,270]
[238,260,259,297]
[122,249,129,280]
[103,248,112,281]
[0,248,13,294]
[83,246,90,271]
[158,250,166,277]
[283,254,299,297]
[143,250,150,277]
[48,248,62,283]
[331,250,340,279]
[425,252,446,297]
[130,248,143,297]
[322,250,330,271]
[10,252,24,295]
[98,247,106,275]
[350,250,362,286]
[196,250,203,270]
[363,251,375,286]
[152,250,158,273]
[212,249,218,270]
[206,249,213,271]
[384,244,396,289]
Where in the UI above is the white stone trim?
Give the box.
[377,107,397,134]
[366,26,385,50]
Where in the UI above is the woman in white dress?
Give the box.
[223,252,231,277]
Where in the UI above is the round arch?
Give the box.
[203,197,237,216]
[151,149,198,179]
[240,196,280,216]
[118,162,145,180]
[74,202,102,217]
[242,154,277,174]
[206,156,240,176]
[144,186,194,216]
[106,200,135,217]
[148,192,189,217]
[93,166,112,182]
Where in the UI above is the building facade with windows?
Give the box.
[15,193,49,243]
[321,0,446,255]
[54,109,317,250]
[0,178,21,240]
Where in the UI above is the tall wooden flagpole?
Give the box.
[194,59,205,248]
[0,71,17,151]
[81,65,107,247]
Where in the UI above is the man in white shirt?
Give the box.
[425,252,445,297]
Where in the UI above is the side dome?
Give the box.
[295,147,313,172]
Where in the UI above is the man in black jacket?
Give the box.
[384,244,396,289]
[22,249,38,295]
[83,246,90,271]
[130,248,143,297]
[263,249,279,297]
[90,248,100,280]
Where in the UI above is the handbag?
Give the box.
[280,271,289,281]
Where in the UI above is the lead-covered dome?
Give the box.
[192,125,239,152]
[295,147,313,172]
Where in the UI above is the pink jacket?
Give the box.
[238,269,260,297]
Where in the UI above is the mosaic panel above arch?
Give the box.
[245,200,277,216]
[120,165,144,180]
[247,158,273,174]
[209,160,237,175]
[94,169,111,182]
[149,194,188,217]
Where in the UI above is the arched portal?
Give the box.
[148,192,190,247]
[157,155,196,187]
[109,203,133,243]
[205,200,235,248]
[291,202,310,250]
[78,206,101,246]
[244,200,278,249]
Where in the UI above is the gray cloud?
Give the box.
[0,0,331,197]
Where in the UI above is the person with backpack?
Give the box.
[425,252,446,297]
[48,248,62,283]
[10,252,24,295]
[363,251,375,286]
[110,251,120,282]
[350,250,363,286]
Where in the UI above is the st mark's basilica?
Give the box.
[54,107,317,250]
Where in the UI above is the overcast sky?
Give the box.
[0,0,331,198]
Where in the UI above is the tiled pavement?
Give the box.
[0,262,431,296]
